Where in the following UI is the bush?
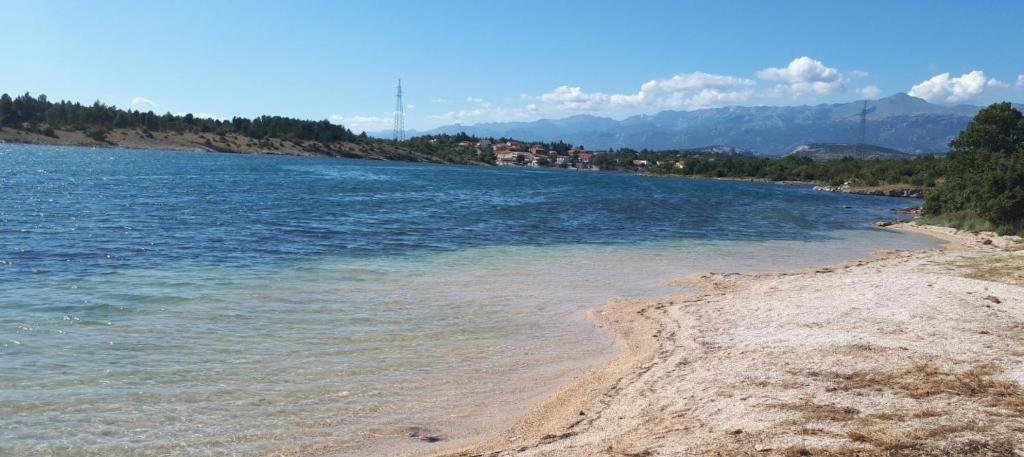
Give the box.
[85,127,109,142]
[924,103,1024,234]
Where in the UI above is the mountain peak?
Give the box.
[878,92,927,103]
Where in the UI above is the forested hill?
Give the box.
[0,92,362,143]
[0,92,486,164]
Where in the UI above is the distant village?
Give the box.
[445,139,598,169]
[436,138,689,170]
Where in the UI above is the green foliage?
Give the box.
[401,133,576,165]
[918,211,997,233]
[85,127,109,142]
[598,149,945,188]
[0,93,13,127]
[924,103,1024,233]
[0,92,362,144]
[402,132,491,164]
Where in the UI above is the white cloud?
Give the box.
[536,72,756,112]
[1017,74,1024,87]
[131,96,159,111]
[421,57,882,127]
[431,98,448,103]
[857,85,882,98]
[757,56,845,96]
[406,104,416,110]
[539,86,614,111]
[908,70,1008,103]
[329,114,391,131]
[641,72,755,92]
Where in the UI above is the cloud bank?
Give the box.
[131,96,160,111]
[908,70,1008,103]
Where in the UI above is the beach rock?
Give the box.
[896,206,923,215]
[404,426,445,443]
[813,182,924,199]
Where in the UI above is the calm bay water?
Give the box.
[0,145,936,456]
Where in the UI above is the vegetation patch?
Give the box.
[771,400,860,423]
[923,103,1024,235]
[780,437,1015,457]
[828,363,1024,412]
[751,363,1024,456]
[952,254,1024,286]
[918,211,998,233]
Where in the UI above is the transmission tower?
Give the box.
[393,79,405,141]
[857,100,867,145]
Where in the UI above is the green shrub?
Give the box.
[924,103,1024,234]
[919,211,997,233]
[85,127,109,142]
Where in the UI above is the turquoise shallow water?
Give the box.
[0,145,937,455]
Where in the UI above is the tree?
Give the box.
[0,93,14,126]
[924,103,1024,232]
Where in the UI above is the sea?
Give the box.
[0,144,937,456]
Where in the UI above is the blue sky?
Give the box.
[2,0,1022,131]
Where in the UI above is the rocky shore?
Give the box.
[813,182,925,199]
[435,222,1024,456]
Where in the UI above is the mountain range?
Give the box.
[387,94,1018,155]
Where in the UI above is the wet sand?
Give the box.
[434,222,1024,456]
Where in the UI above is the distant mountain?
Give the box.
[390,94,1020,155]
[787,143,915,160]
[690,145,756,156]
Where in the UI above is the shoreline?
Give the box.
[0,127,487,164]
[2,135,931,200]
[639,172,928,199]
[431,222,1024,456]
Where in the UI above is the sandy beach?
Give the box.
[436,222,1024,456]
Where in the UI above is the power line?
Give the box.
[857,100,867,145]
[393,79,405,141]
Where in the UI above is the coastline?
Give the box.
[0,127,476,163]
[432,222,1024,456]
[1,133,932,200]
[639,172,928,199]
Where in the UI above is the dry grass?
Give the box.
[757,363,1024,456]
[829,362,1024,413]
[771,400,860,422]
[845,421,982,448]
[953,254,1024,286]
[780,437,1016,457]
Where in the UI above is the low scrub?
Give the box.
[918,211,1000,233]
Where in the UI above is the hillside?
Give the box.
[0,92,489,164]
[401,93,1012,154]
[787,143,915,160]
[0,126,455,162]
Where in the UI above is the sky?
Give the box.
[1,0,1022,132]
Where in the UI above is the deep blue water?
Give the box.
[0,144,932,456]
[2,145,911,278]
